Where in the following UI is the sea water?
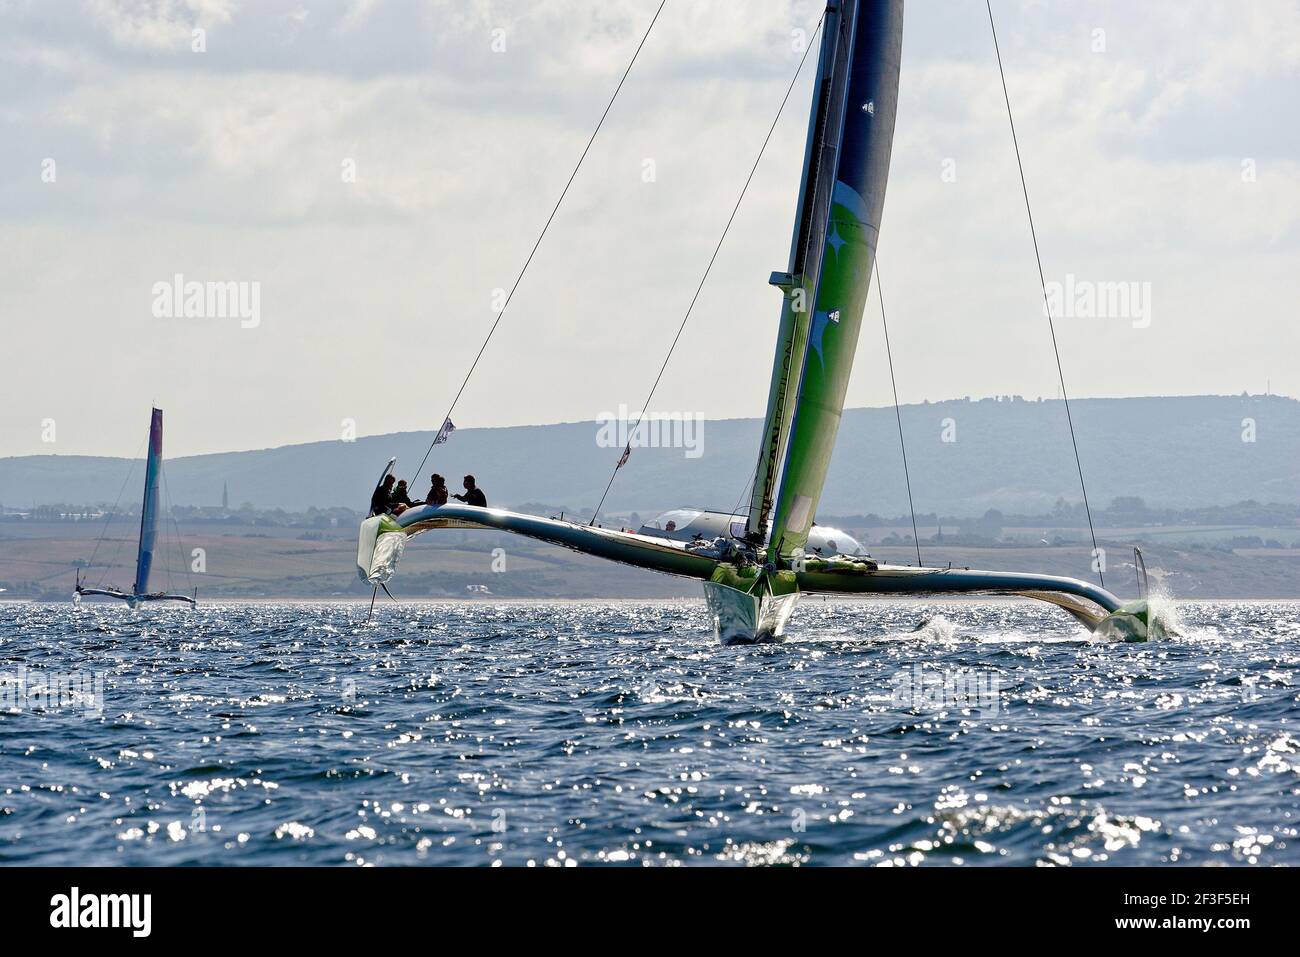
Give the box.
[1,599,1297,866]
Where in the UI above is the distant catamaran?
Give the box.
[358,0,1156,643]
[76,408,196,608]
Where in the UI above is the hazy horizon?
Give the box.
[0,390,1289,462]
[3,1,1297,459]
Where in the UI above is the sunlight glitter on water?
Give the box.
[0,599,1297,865]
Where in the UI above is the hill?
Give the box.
[1,394,1295,517]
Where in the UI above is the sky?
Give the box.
[1,0,1297,458]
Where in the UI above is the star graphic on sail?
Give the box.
[808,308,834,365]
[827,222,846,255]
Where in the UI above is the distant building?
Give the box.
[222,481,229,509]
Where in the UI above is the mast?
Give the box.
[750,0,903,559]
[132,408,164,596]
[744,2,855,543]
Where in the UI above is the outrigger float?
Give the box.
[358,0,1158,644]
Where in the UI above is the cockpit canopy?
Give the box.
[638,508,866,557]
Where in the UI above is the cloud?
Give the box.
[0,0,1296,459]
[84,0,236,52]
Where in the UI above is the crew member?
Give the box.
[426,474,449,507]
[453,474,487,508]
[369,474,396,516]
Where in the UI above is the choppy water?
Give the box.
[1,599,1298,866]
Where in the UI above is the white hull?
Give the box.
[702,581,800,645]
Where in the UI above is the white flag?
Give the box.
[433,418,456,445]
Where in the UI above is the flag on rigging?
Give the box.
[433,418,457,445]
[617,443,631,469]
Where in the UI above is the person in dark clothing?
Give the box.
[425,474,449,507]
[453,474,487,508]
[391,480,412,507]
[369,474,396,516]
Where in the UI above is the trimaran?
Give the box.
[357,0,1158,644]
[75,408,196,608]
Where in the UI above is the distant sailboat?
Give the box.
[358,0,1156,643]
[76,408,196,608]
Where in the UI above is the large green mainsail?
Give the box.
[752,0,903,560]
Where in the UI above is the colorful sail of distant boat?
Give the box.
[76,407,196,608]
[133,407,163,596]
[358,0,1161,644]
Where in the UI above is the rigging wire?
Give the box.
[985,0,1104,587]
[160,461,196,598]
[85,435,145,586]
[97,525,130,592]
[588,13,827,526]
[727,464,759,527]
[408,0,668,489]
[874,258,921,566]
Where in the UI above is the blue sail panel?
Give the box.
[133,408,163,596]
